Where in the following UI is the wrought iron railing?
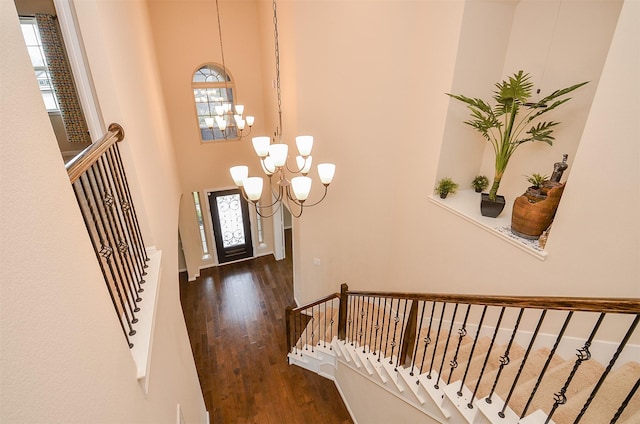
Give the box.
[66,123,148,348]
[286,284,640,424]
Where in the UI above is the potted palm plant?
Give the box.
[447,71,587,217]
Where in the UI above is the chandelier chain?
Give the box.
[273,0,283,140]
[215,0,229,93]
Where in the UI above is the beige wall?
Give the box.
[330,1,639,418]
[0,0,205,422]
[147,0,275,278]
[285,0,638,304]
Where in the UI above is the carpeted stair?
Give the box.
[289,301,640,424]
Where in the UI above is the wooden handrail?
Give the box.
[346,290,640,314]
[66,123,125,183]
[290,292,340,313]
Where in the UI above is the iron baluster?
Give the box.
[458,305,487,395]
[323,301,327,348]
[350,295,357,346]
[373,296,381,357]
[499,309,547,419]
[436,303,459,389]
[84,169,140,320]
[96,156,143,300]
[110,136,149,264]
[546,313,605,423]
[467,306,504,408]
[357,296,365,349]
[90,163,141,308]
[347,295,354,345]
[383,298,395,360]
[447,304,470,385]
[310,306,315,352]
[410,301,427,376]
[394,299,409,371]
[105,146,147,283]
[379,297,390,361]
[575,314,640,423]
[427,302,447,380]
[487,307,524,404]
[389,299,402,365]
[72,180,134,348]
[105,147,146,286]
[363,296,371,353]
[521,311,574,419]
[304,307,309,351]
[418,301,436,378]
[329,298,335,349]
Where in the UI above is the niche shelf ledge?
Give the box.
[429,189,547,261]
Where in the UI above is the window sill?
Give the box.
[428,189,547,261]
[130,247,162,396]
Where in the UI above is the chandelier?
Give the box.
[205,0,254,140]
[229,0,335,218]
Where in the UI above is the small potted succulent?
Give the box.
[471,175,489,193]
[435,177,459,199]
[524,173,550,202]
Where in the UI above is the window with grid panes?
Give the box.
[192,64,238,141]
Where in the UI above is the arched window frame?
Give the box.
[192,63,239,142]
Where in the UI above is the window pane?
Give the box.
[27,46,45,67]
[192,64,238,141]
[193,64,229,83]
[41,91,59,111]
[192,192,209,256]
[19,19,59,112]
[20,23,39,45]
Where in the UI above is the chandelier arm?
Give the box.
[246,180,283,210]
[254,180,282,209]
[237,126,252,139]
[287,200,304,218]
[286,184,329,209]
[237,187,253,204]
[283,159,304,174]
[303,185,330,207]
[283,154,311,174]
[252,200,282,219]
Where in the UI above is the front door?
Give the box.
[208,189,254,264]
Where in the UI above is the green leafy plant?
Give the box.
[435,177,459,198]
[525,173,549,189]
[471,175,489,192]
[447,71,588,201]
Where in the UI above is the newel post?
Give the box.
[285,305,293,354]
[400,300,419,367]
[338,283,349,340]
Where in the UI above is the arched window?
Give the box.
[192,64,238,141]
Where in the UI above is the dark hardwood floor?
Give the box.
[180,230,352,424]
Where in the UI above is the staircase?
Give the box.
[286,287,640,424]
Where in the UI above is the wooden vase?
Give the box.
[511,183,565,239]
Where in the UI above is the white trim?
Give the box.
[129,247,162,396]
[53,0,105,140]
[273,201,285,261]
